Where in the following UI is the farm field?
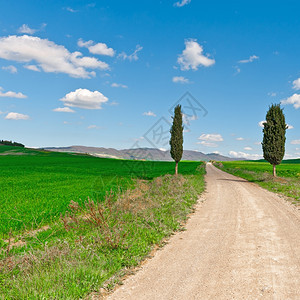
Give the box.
[0,145,201,237]
[0,145,205,299]
[216,160,300,205]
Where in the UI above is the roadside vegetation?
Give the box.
[0,145,205,298]
[215,160,300,205]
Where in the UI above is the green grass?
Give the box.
[216,160,300,204]
[0,146,206,299]
[0,145,201,238]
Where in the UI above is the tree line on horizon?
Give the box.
[0,140,25,147]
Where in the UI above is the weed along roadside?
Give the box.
[0,158,206,299]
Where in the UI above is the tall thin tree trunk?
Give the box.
[273,164,276,177]
[175,162,178,175]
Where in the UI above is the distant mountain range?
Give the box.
[43,146,246,162]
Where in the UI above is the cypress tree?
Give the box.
[170,105,183,175]
[262,104,287,177]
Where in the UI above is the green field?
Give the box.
[0,145,205,298]
[217,160,300,204]
[0,145,201,237]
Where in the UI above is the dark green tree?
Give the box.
[170,105,183,175]
[262,104,287,177]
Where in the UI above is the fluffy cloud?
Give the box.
[18,24,36,34]
[5,112,30,120]
[0,35,109,78]
[118,45,143,61]
[229,151,262,160]
[111,83,128,88]
[177,39,215,71]
[87,125,99,129]
[2,65,17,73]
[293,78,300,90]
[258,120,266,128]
[78,39,115,56]
[172,76,190,84]
[143,111,156,117]
[53,107,75,113]
[24,65,41,72]
[198,133,223,142]
[291,140,300,145]
[281,94,300,109]
[17,23,46,35]
[197,141,218,147]
[238,55,259,64]
[244,147,253,151]
[174,0,191,7]
[236,137,244,141]
[0,87,27,98]
[60,88,108,110]
[65,7,78,13]
[259,120,293,129]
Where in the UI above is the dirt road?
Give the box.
[106,163,300,299]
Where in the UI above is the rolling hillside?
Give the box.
[43,146,245,161]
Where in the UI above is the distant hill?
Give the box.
[43,146,246,162]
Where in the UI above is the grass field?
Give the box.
[0,145,205,298]
[0,145,201,238]
[216,160,300,205]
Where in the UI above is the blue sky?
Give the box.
[0,0,299,159]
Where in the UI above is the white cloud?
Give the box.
[17,23,46,35]
[87,125,99,129]
[5,112,29,120]
[111,83,128,88]
[268,92,277,97]
[174,0,191,7]
[182,113,197,126]
[238,55,259,64]
[177,39,215,71]
[236,137,244,141]
[254,142,261,145]
[60,88,108,110]
[291,140,300,145]
[293,78,300,90]
[24,65,41,72]
[78,39,115,56]
[258,121,292,130]
[281,94,300,109]
[143,111,156,117]
[244,147,253,151]
[198,133,223,142]
[0,35,109,78]
[18,24,36,35]
[65,7,78,13]
[258,120,266,128]
[53,107,75,113]
[229,151,262,160]
[172,76,190,84]
[2,65,17,73]
[0,87,27,98]
[197,141,218,147]
[118,45,143,61]
[233,66,241,75]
